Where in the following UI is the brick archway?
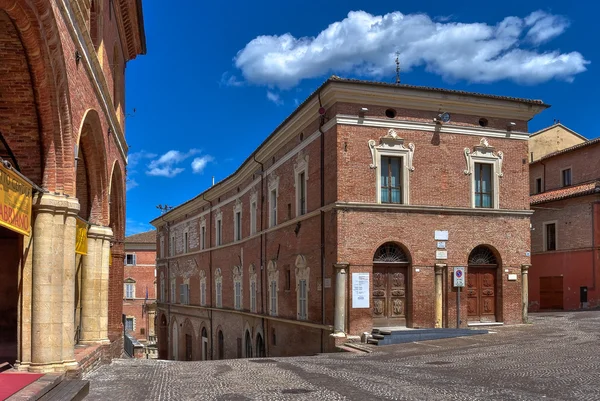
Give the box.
[108,161,126,339]
[0,0,72,192]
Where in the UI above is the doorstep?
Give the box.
[467,321,504,327]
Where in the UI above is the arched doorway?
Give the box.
[244,330,252,358]
[158,314,168,359]
[217,330,224,360]
[171,320,178,360]
[372,242,411,327]
[467,245,500,323]
[255,333,265,357]
[201,327,208,361]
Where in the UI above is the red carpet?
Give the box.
[0,372,43,400]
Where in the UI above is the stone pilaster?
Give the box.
[521,264,530,324]
[331,263,349,337]
[30,193,80,373]
[80,225,112,344]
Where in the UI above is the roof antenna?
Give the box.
[395,52,401,85]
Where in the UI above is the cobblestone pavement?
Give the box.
[85,311,600,401]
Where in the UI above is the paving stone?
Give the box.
[85,311,600,401]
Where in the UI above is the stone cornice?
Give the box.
[114,0,146,60]
[33,193,80,215]
[57,0,128,160]
[333,202,534,216]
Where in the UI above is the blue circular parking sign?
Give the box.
[456,270,463,278]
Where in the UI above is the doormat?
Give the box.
[0,372,44,400]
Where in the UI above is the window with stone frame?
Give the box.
[124,278,136,299]
[184,229,189,253]
[170,234,175,256]
[200,271,207,306]
[233,266,243,310]
[268,260,278,316]
[215,209,223,246]
[249,264,257,313]
[368,129,415,205]
[125,253,136,266]
[294,152,309,216]
[250,191,258,235]
[464,138,503,209]
[160,237,165,258]
[170,275,176,304]
[268,173,279,228]
[215,268,223,307]
[180,277,190,305]
[234,199,242,242]
[160,271,165,302]
[200,217,206,250]
[295,255,309,321]
[125,317,134,332]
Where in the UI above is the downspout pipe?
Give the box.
[202,194,214,359]
[318,91,326,353]
[253,155,266,355]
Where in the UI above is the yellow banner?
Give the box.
[75,217,88,255]
[0,162,32,236]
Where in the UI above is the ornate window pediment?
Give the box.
[368,129,415,171]
[294,255,309,291]
[464,138,503,176]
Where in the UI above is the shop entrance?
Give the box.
[0,226,21,365]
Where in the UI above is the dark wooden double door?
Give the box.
[372,265,408,326]
[467,268,497,322]
[540,276,563,310]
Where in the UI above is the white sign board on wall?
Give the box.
[352,273,370,308]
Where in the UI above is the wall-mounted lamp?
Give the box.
[75,50,82,65]
[359,107,368,118]
[507,122,516,131]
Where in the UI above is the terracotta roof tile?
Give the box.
[530,182,600,205]
[125,230,156,244]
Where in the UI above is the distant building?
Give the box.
[152,77,546,361]
[529,127,600,311]
[0,0,145,374]
[528,123,586,162]
[124,230,157,345]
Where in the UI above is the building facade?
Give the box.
[153,77,546,361]
[124,230,157,343]
[529,130,600,311]
[0,0,145,374]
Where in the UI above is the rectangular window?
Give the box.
[270,189,277,227]
[125,253,136,266]
[235,282,241,310]
[380,156,403,204]
[298,171,306,215]
[170,279,176,303]
[298,279,307,320]
[184,231,189,253]
[562,168,572,187]
[474,163,493,208]
[201,225,206,250]
[160,238,165,258]
[235,211,242,241]
[216,219,222,246]
[125,318,134,332]
[160,275,165,302]
[125,283,134,299]
[170,235,175,256]
[216,282,222,307]
[180,284,189,305]
[270,280,277,316]
[546,223,556,251]
[200,281,206,306]
[250,201,257,235]
[250,281,256,313]
[536,178,542,194]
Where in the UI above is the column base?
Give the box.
[330,331,347,338]
[28,361,66,373]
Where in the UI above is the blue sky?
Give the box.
[124,0,598,235]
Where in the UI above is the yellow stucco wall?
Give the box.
[529,125,586,162]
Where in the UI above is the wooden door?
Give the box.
[372,266,407,326]
[540,276,563,310]
[467,268,496,322]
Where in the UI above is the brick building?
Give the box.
[152,77,546,361]
[124,230,157,342]
[0,0,145,374]
[529,127,600,311]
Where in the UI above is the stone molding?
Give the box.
[88,224,114,240]
[33,193,80,216]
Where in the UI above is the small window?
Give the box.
[125,317,134,332]
[474,163,493,208]
[216,282,222,307]
[234,282,242,310]
[170,278,176,304]
[216,219,222,246]
[270,280,277,316]
[200,280,206,306]
[235,211,242,241]
[170,235,175,256]
[125,283,135,299]
[380,156,403,204]
[536,178,542,194]
[125,253,136,266]
[298,171,306,216]
[201,225,206,250]
[385,108,396,118]
[545,223,556,251]
[298,279,307,320]
[250,281,257,313]
[270,189,277,227]
[562,168,572,187]
[250,201,257,235]
[180,284,189,305]
[160,238,165,258]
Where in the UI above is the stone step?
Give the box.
[367,338,379,345]
[37,379,89,401]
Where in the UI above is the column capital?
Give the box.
[521,264,531,273]
[434,264,446,274]
[88,224,114,241]
[333,262,349,272]
[33,193,80,216]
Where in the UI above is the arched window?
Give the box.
[468,246,498,266]
[245,330,252,358]
[255,333,265,357]
[373,242,409,263]
[217,330,224,360]
[201,327,208,361]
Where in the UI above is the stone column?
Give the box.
[30,193,79,373]
[16,232,33,371]
[80,225,112,344]
[332,263,348,336]
[61,201,79,371]
[434,264,445,328]
[521,264,530,324]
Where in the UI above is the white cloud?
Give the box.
[220,72,244,87]
[126,179,139,191]
[146,149,200,178]
[191,155,214,174]
[266,91,283,105]
[128,150,157,168]
[525,11,569,45]
[233,10,588,88]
